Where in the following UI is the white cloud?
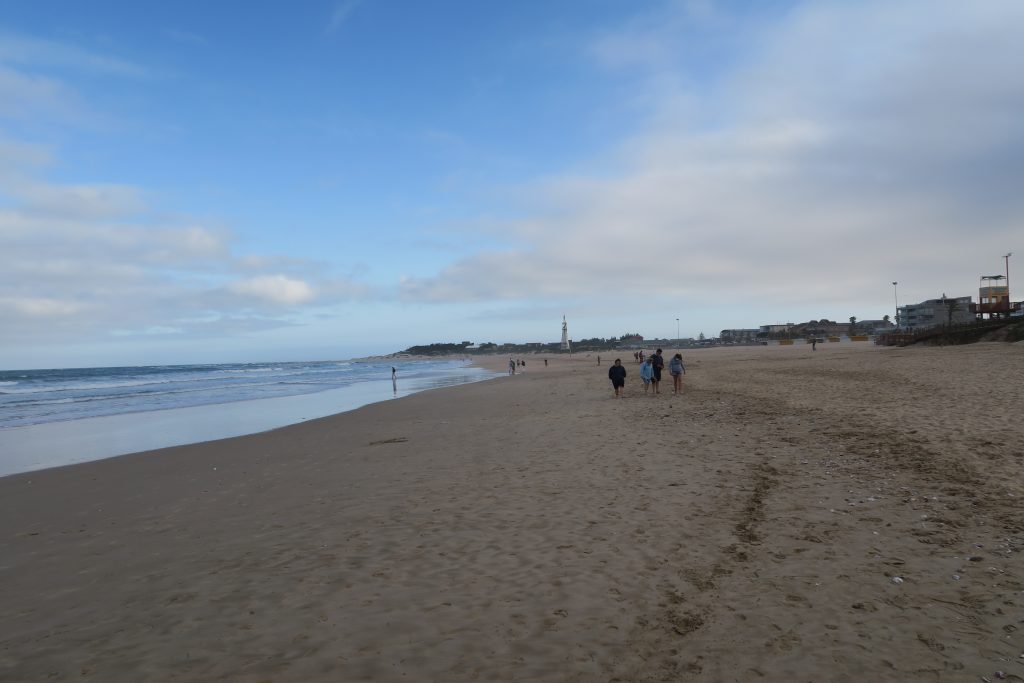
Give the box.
[0,296,88,317]
[110,325,185,336]
[14,181,146,219]
[0,136,52,168]
[227,275,316,305]
[0,30,143,128]
[0,64,74,119]
[0,32,147,77]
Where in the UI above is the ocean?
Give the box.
[0,359,498,476]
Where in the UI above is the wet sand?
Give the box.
[1,343,1021,681]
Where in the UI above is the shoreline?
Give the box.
[1,343,1021,681]
[0,361,498,478]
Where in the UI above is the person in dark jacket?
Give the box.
[650,348,664,394]
[608,358,627,398]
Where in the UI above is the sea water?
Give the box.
[0,359,497,476]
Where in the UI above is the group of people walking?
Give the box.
[508,358,551,374]
[508,358,527,375]
[608,348,686,398]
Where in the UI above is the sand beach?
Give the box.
[1,343,1022,682]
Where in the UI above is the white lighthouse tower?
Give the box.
[561,315,571,352]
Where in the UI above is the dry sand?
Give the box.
[1,343,1022,682]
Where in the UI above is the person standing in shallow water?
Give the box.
[608,358,627,398]
[669,353,686,394]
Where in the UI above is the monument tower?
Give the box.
[561,315,571,352]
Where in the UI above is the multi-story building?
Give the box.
[977,275,1011,318]
[897,296,973,330]
[720,328,760,341]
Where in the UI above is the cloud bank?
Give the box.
[0,138,364,348]
[0,32,373,356]
[401,1,1024,310]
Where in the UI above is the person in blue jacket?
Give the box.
[607,358,627,398]
[639,357,654,394]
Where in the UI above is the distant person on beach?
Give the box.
[608,359,627,398]
[508,358,515,375]
[639,350,645,363]
[640,357,653,394]
[811,339,817,351]
[650,349,664,394]
[391,367,397,380]
[597,355,601,365]
[669,353,686,394]
[544,358,548,367]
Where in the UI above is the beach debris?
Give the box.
[952,574,962,581]
[369,437,408,445]
[891,576,904,585]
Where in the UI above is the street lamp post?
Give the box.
[676,318,680,348]
[1005,253,1013,313]
[892,281,899,329]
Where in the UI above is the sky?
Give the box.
[1,0,1021,369]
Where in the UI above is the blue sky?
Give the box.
[1,1,1022,368]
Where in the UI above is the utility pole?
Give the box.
[892,282,899,329]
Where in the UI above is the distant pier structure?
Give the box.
[561,316,572,352]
